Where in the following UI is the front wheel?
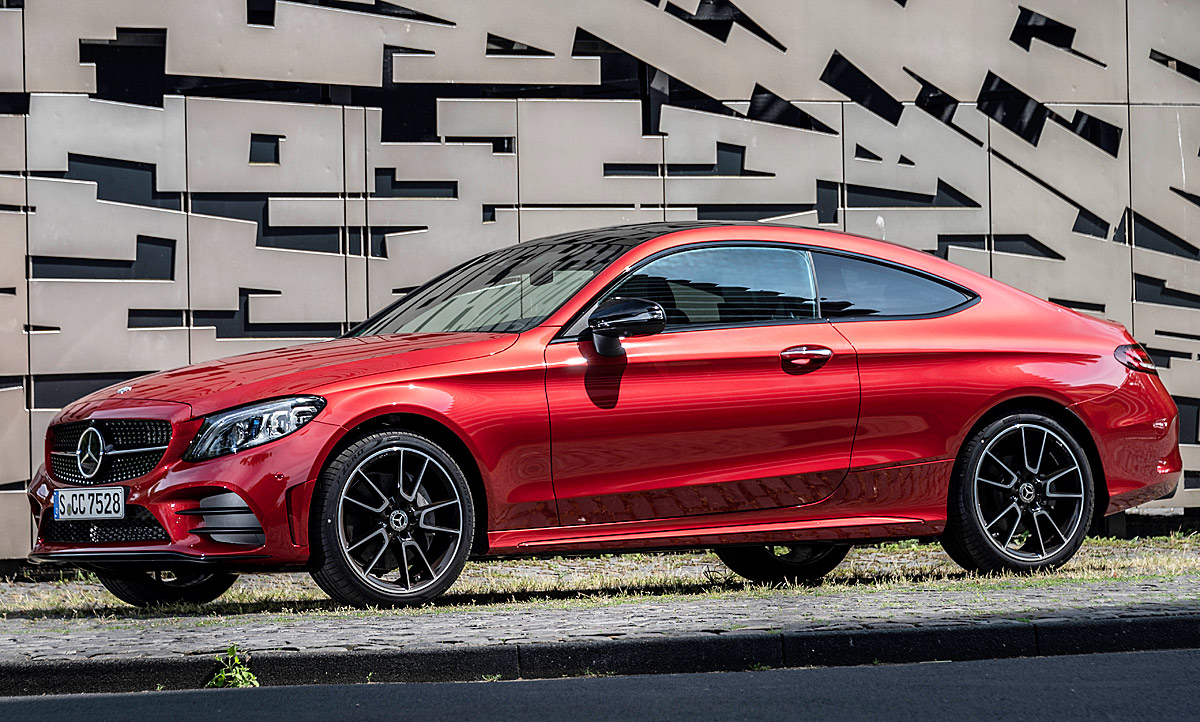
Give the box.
[310,431,474,608]
[715,543,849,584]
[942,413,1094,573]
[96,570,238,607]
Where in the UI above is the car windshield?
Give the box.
[348,239,635,336]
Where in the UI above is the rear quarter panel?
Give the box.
[833,296,1131,470]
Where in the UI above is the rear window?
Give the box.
[812,252,973,319]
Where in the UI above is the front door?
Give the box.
[544,244,860,525]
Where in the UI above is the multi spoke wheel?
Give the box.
[310,431,474,607]
[715,543,849,584]
[942,413,1094,573]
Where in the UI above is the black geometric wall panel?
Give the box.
[1,0,1199,557]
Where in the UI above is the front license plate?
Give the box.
[52,487,125,521]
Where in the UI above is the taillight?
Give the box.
[1115,344,1157,375]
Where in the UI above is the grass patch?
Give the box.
[3,534,1199,622]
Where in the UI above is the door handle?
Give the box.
[780,345,833,375]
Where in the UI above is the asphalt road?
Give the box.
[5,648,1194,721]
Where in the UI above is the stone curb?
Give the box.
[4,614,1200,697]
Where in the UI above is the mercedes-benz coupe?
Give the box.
[28,222,1180,607]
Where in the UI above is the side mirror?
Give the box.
[587,297,666,357]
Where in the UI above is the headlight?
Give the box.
[185,396,326,461]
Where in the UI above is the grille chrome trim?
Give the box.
[51,446,169,456]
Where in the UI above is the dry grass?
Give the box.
[3,534,1199,621]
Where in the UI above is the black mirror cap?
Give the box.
[587,297,666,356]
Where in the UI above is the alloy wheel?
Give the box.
[971,423,1087,563]
[336,446,465,595]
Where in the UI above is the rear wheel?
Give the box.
[942,413,1094,573]
[310,431,474,608]
[715,543,849,584]
[96,570,238,607]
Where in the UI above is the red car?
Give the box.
[27,222,1181,607]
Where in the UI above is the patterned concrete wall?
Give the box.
[1,0,1198,557]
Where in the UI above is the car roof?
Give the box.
[524,221,750,248]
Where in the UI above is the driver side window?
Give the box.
[602,245,819,329]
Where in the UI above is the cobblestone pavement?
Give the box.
[3,543,1199,664]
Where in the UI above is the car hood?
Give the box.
[75,333,518,419]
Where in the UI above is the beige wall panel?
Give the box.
[23,0,445,92]
[0,211,28,378]
[662,105,842,207]
[25,178,191,376]
[578,0,805,102]
[989,155,1134,327]
[1128,0,1200,104]
[347,255,369,324]
[0,493,32,559]
[843,210,991,278]
[518,207,669,243]
[0,9,22,93]
[187,213,347,325]
[26,178,187,260]
[28,281,190,375]
[1134,302,1200,358]
[990,104,1130,231]
[0,387,29,487]
[437,99,517,139]
[346,199,367,228]
[366,211,519,313]
[1135,248,1200,301]
[1129,106,1200,243]
[186,98,344,193]
[344,107,368,195]
[0,116,25,172]
[268,197,346,228]
[26,95,187,189]
[517,100,664,206]
[28,412,51,477]
[390,1,596,85]
[366,114,520,310]
[0,174,24,205]
[747,0,1126,103]
[367,125,518,205]
[843,102,989,255]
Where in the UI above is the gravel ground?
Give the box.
[2,537,1198,665]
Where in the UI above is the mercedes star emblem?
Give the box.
[76,426,106,479]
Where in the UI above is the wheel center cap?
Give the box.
[387,509,410,532]
[1017,482,1036,504]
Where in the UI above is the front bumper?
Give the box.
[27,410,342,570]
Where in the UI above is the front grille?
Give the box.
[40,505,170,545]
[49,420,172,485]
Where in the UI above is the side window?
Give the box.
[812,252,972,318]
[604,246,818,328]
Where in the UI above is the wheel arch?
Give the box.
[313,412,490,557]
[952,395,1108,532]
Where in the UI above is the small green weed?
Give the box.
[207,645,259,688]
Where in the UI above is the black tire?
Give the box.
[715,543,849,583]
[96,570,238,607]
[942,412,1095,574]
[309,431,474,608]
